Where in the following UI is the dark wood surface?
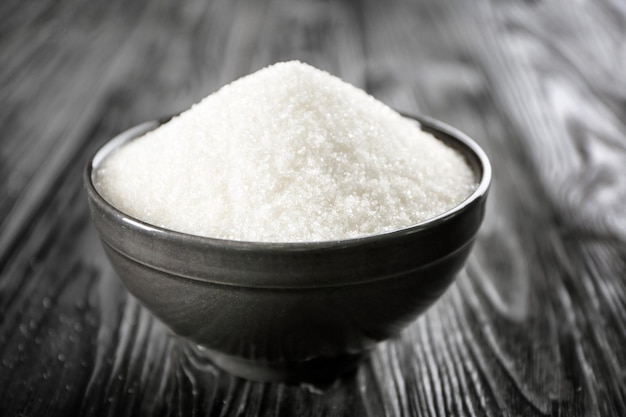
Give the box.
[2,0,625,415]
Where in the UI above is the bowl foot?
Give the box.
[202,348,365,383]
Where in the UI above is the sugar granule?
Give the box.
[95,61,476,242]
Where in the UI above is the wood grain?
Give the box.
[1,0,625,415]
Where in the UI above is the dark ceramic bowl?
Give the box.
[84,114,491,383]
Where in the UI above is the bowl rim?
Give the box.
[85,113,491,251]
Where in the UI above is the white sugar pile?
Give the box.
[95,61,476,242]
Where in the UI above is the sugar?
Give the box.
[94,61,476,242]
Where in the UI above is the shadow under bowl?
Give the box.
[84,114,491,383]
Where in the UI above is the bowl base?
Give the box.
[201,348,365,383]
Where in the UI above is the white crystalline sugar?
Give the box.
[94,61,476,242]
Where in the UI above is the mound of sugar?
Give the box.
[95,61,476,242]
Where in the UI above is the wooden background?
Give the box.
[1,0,625,415]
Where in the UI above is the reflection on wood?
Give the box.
[1,0,625,415]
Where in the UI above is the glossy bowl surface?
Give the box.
[84,114,491,382]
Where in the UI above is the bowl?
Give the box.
[84,114,491,383]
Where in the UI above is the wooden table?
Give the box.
[1,0,625,415]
